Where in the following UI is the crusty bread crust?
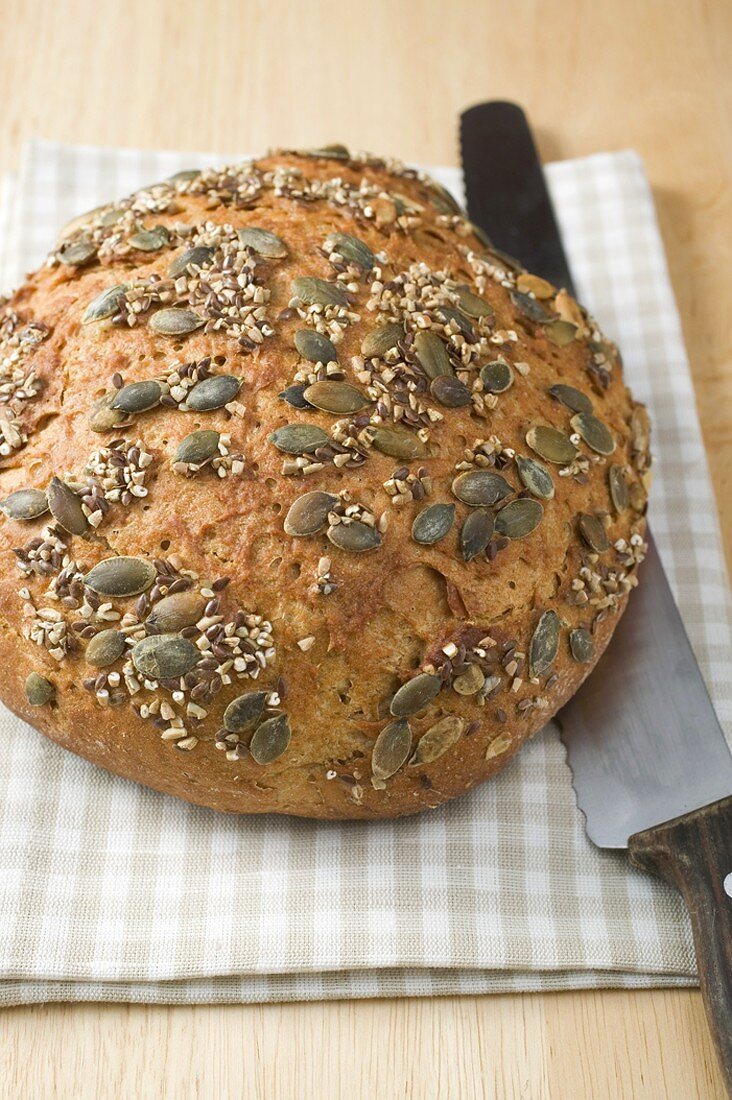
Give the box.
[0,150,649,818]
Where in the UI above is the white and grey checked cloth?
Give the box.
[0,141,729,1008]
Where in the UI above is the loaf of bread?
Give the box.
[0,147,650,818]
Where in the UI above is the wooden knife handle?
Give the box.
[629,794,732,1094]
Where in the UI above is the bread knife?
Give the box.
[460,100,732,1091]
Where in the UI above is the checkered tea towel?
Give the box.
[0,141,728,1007]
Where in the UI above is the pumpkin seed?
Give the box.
[223,691,267,733]
[435,306,475,339]
[411,716,463,764]
[279,383,312,409]
[411,503,455,545]
[145,591,205,633]
[455,285,494,319]
[452,470,512,507]
[372,718,412,780]
[480,359,513,393]
[168,168,201,183]
[628,482,646,513]
[294,328,338,364]
[174,429,220,466]
[546,320,578,346]
[111,379,162,414]
[25,671,54,707]
[250,714,291,764]
[0,488,48,520]
[390,673,440,718]
[185,374,241,411]
[85,629,126,667]
[428,181,462,215]
[238,227,288,258]
[414,330,452,379]
[578,513,610,553]
[47,477,88,535]
[284,491,338,537]
[495,498,544,539]
[327,520,381,553]
[303,380,370,415]
[59,239,97,266]
[89,393,128,432]
[361,323,403,358]
[569,627,594,664]
[131,633,200,680]
[430,375,471,407]
[84,556,156,597]
[608,465,629,513]
[307,143,350,159]
[371,427,426,460]
[549,383,592,413]
[526,424,578,465]
[82,283,128,324]
[168,246,214,277]
[291,276,348,307]
[516,272,554,299]
[529,610,561,677]
[452,664,485,696]
[149,308,205,336]
[269,424,329,454]
[516,456,554,500]
[571,412,615,455]
[485,732,512,759]
[510,290,551,323]
[461,510,494,561]
[329,232,375,270]
[129,225,170,252]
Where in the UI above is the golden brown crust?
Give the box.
[0,149,650,818]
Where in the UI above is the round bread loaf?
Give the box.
[0,148,651,818]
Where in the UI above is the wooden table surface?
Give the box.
[0,1,730,1097]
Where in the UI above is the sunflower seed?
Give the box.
[608,465,629,513]
[284,491,339,537]
[329,232,375,270]
[414,330,452,379]
[238,227,288,258]
[250,714,291,764]
[461,510,494,560]
[434,306,475,339]
[145,591,205,633]
[480,359,513,393]
[168,246,214,278]
[294,328,338,364]
[411,503,455,545]
[430,375,471,407]
[361,323,403,358]
[549,384,592,414]
[577,513,610,553]
[174,429,220,465]
[85,629,126,667]
[185,374,241,411]
[455,285,494,319]
[526,424,578,465]
[570,412,615,455]
[546,320,577,345]
[131,633,200,680]
[494,498,544,539]
[371,427,426,460]
[529,610,561,677]
[303,380,370,415]
[0,488,48,520]
[82,283,128,324]
[569,627,594,664]
[372,718,412,779]
[111,379,162,414]
[279,384,312,409]
[129,225,170,252]
[269,424,329,454]
[59,239,97,266]
[47,477,88,535]
[149,308,205,336]
[89,393,128,432]
[510,290,551,323]
[291,276,348,307]
[223,691,267,733]
[85,556,156,596]
[516,456,554,500]
[451,470,513,507]
[327,520,382,552]
[452,664,486,696]
[25,671,55,706]
[411,715,463,764]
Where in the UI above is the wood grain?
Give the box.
[0,0,729,1097]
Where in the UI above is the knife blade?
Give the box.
[460,100,732,1091]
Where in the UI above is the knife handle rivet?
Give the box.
[724,872,732,898]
